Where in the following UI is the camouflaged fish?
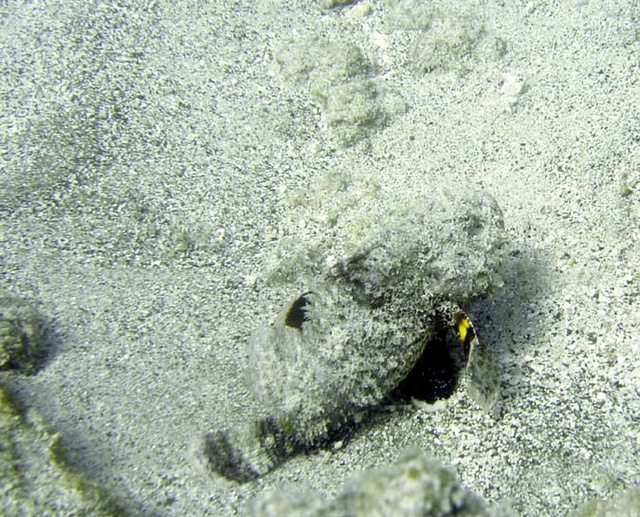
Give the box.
[202,190,504,483]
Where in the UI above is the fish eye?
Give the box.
[284,292,314,330]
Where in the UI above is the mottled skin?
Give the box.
[203,191,504,482]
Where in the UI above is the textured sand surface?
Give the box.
[2,0,640,515]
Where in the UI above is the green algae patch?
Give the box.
[324,80,387,148]
[385,0,437,31]
[384,0,506,74]
[319,0,358,8]
[575,487,640,517]
[0,384,126,516]
[0,295,48,374]
[274,37,386,147]
[410,14,506,75]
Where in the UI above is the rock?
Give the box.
[247,449,498,517]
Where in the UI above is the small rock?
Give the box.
[247,449,495,517]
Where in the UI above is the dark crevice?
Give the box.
[393,327,465,404]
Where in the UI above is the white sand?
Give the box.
[2,0,640,515]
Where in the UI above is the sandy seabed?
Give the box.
[2,0,640,515]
